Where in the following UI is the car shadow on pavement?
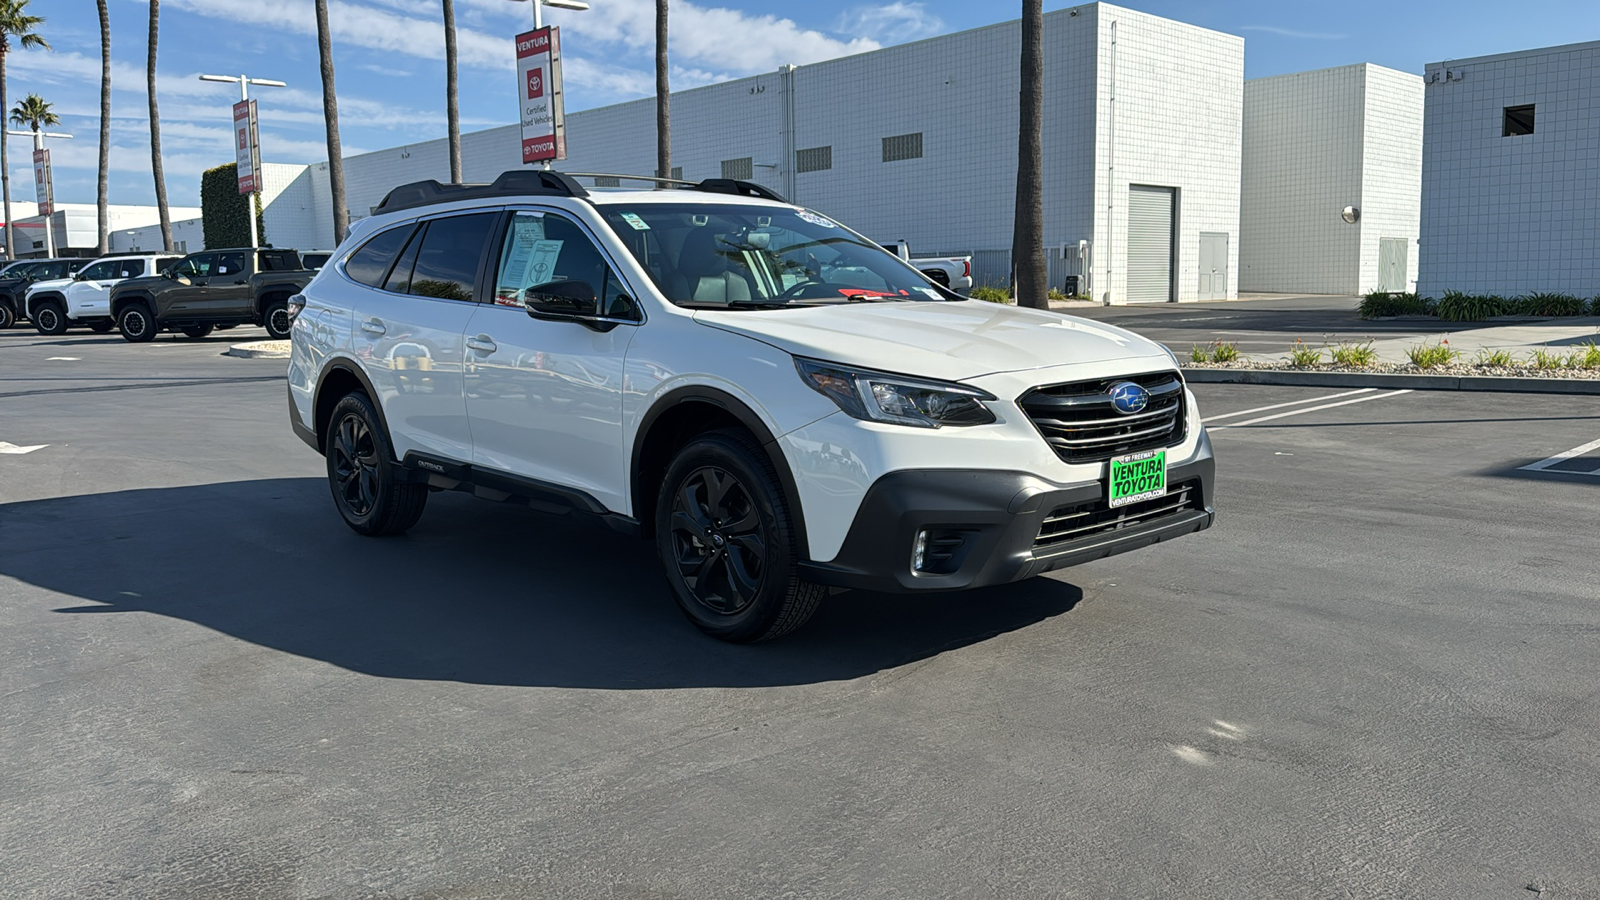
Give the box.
[1,478,1082,689]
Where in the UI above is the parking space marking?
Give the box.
[1203,389,1376,424]
[1519,437,1600,476]
[0,441,48,454]
[1209,390,1414,430]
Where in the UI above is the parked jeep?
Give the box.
[0,258,87,328]
[109,247,314,342]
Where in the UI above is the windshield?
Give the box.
[597,203,955,309]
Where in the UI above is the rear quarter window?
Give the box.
[344,225,417,287]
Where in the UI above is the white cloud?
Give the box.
[835,2,944,44]
[1238,25,1349,40]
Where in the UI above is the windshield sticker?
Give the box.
[619,212,651,231]
[795,210,836,229]
[918,287,943,299]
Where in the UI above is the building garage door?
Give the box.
[1127,185,1175,302]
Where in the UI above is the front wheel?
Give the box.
[324,392,428,536]
[32,300,68,336]
[262,300,291,339]
[0,303,14,329]
[180,324,214,339]
[656,429,824,642]
[118,304,158,342]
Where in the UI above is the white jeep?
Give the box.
[287,172,1214,642]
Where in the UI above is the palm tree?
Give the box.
[313,0,348,244]
[148,0,172,251]
[655,0,669,181]
[0,0,49,260]
[442,0,461,183]
[1010,0,1047,309]
[95,0,110,255]
[9,93,57,132]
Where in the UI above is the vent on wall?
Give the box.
[1503,104,1535,136]
[882,133,923,162]
[721,158,753,180]
[796,146,832,173]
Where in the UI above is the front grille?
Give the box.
[1019,370,1185,463]
[1034,480,1202,550]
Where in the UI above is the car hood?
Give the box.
[26,277,73,294]
[694,300,1173,382]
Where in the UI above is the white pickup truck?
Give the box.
[880,241,973,294]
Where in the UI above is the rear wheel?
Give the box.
[117,303,157,343]
[180,324,215,339]
[0,303,14,329]
[88,321,115,334]
[33,300,68,336]
[324,392,428,536]
[656,429,824,642]
[262,300,291,339]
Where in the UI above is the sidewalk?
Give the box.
[1364,318,1600,363]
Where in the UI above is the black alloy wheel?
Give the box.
[0,302,14,329]
[118,304,157,343]
[33,301,67,336]
[323,392,428,536]
[670,465,768,616]
[263,301,291,339]
[656,429,824,642]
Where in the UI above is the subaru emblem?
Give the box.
[1108,381,1149,415]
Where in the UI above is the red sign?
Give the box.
[516,27,565,163]
[233,100,261,194]
[32,148,53,216]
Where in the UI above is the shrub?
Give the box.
[1189,344,1208,363]
[1330,341,1378,367]
[1574,342,1600,369]
[969,286,1011,304]
[1046,288,1067,301]
[1209,341,1241,363]
[1359,291,1432,319]
[1530,347,1571,370]
[1406,340,1459,369]
[1435,291,1510,322]
[1474,348,1515,367]
[1513,292,1586,317]
[1285,340,1322,366]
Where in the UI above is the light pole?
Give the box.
[507,0,590,31]
[5,128,71,258]
[198,73,286,249]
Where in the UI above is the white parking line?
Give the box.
[1203,389,1376,423]
[0,441,48,454]
[1519,437,1600,475]
[1209,390,1414,430]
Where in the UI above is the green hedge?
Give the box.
[1361,290,1599,321]
[200,163,266,249]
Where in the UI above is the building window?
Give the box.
[796,146,832,173]
[1503,104,1535,136]
[176,240,187,252]
[593,176,621,187]
[882,133,923,162]
[721,157,753,180]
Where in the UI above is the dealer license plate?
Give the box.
[1108,449,1167,508]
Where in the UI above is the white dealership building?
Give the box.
[268,3,1244,303]
[1239,64,1424,295]
[1417,40,1600,298]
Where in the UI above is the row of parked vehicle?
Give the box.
[0,248,331,341]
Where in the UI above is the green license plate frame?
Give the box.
[1108,449,1167,508]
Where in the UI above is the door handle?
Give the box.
[361,319,387,336]
[466,335,497,354]
[234,280,247,285]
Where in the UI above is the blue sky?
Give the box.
[17,0,1600,209]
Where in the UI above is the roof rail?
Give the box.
[694,178,787,203]
[372,169,590,215]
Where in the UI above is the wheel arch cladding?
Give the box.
[631,387,809,557]
[111,291,153,318]
[313,362,393,456]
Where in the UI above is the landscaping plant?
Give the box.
[1530,347,1571,370]
[1513,292,1586,317]
[1358,291,1431,319]
[1435,290,1510,322]
[1473,348,1516,367]
[1285,340,1322,366]
[1208,341,1241,363]
[1189,344,1208,363]
[1575,342,1600,370]
[969,286,1011,304]
[1406,340,1459,369]
[1329,341,1378,367]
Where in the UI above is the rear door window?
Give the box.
[343,225,416,287]
[112,260,147,279]
[407,212,499,302]
[76,261,118,282]
[214,252,248,278]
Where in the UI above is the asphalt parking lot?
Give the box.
[3,327,1599,898]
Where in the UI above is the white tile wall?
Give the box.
[1358,66,1423,294]
[110,216,205,253]
[1418,40,1600,298]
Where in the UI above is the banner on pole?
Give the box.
[516,26,566,164]
[32,148,53,216]
[233,99,261,194]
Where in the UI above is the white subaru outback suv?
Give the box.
[287,171,1214,642]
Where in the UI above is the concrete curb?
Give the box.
[225,340,291,360]
[1182,367,1600,395]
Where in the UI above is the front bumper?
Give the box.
[797,431,1214,593]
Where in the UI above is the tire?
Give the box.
[180,324,215,339]
[118,303,158,343]
[88,321,115,334]
[262,300,292,339]
[0,302,14,329]
[324,392,428,536]
[32,300,68,336]
[656,428,824,642]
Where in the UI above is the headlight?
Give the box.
[795,357,996,428]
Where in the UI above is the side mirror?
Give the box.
[524,280,599,320]
[173,273,192,286]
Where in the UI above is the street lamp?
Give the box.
[199,74,287,249]
[507,0,590,30]
[4,128,71,257]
